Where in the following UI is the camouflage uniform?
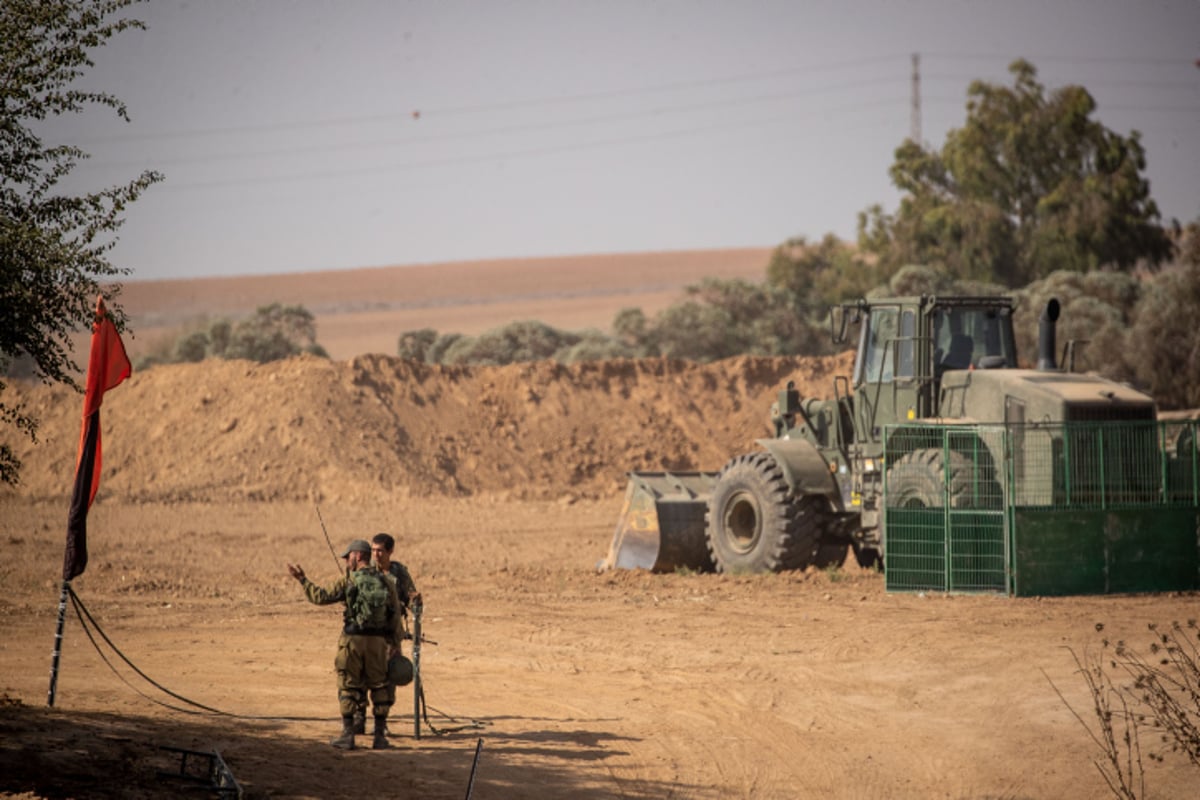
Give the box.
[385,560,418,610]
[300,566,402,731]
[381,560,419,707]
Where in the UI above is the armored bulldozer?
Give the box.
[601,294,1200,594]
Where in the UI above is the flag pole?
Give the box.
[413,599,422,740]
[47,580,71,707]
[48,295,131,707]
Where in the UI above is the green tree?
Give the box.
[644,278,830,362]
[1127,264,1200,409]
[1013,271,1140,377]
[426,332,464,364]
[397,328,438,361]
[859,60,1174,287]
[555,330,635,363]
[870,264,1006,300]
[612,307,651,355]
[765,234,885,312]
[1177,216,1200,268]
[440,320,576,366]
[222,303,327,362]
[0,0,161,484]
[134,304,327,368]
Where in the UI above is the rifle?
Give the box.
[412,598,423,740]
[401,629,438,646]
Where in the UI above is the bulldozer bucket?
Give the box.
[599,471,718,573]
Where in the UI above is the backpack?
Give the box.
[346,567,392,631]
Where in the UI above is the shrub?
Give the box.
[135,303,327,368]
[439,320,575,365]
[1051,621,1200,799]
[425,332,464,364]
[1012,271,1140,376]
[639,278,832,362]
[397,328,438,361]
[1127,265,1200,409]
[555,331,636,363]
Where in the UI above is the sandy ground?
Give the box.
[2,249,1198,799]
[1,500,1197,800]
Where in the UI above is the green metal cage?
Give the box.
[882,420,1200,596]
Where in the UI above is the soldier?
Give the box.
[287,539,402,750]
[371,532,421,735]
[371,532,420,611]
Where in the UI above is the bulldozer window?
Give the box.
[897,309,915,378]
[932,307,1016,370]
[858,308,900,385]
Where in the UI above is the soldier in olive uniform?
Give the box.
[288,539,402,750]
[370,532,421,735]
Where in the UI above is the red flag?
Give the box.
[62,296,131,581]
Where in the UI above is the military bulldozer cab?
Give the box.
[600,294,1194,593]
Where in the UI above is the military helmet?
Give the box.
[340,539,371,557]
[388,654,414,686]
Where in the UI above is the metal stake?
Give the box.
[47,580,71,707]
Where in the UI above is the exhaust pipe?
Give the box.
[1037,298,1060,371]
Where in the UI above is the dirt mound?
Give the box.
[2,352,853,504]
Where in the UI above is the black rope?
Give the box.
[69,589,219,717]
[68,586,326,722]
[68,585,488,733]
[415,680,489,736]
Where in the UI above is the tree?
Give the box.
[1127,264,1200,409]
[222,303,327,362]
[1176,216,1200,268]
[397,328,438,361]
[871,263,1006,300]
[765,234,886,312]
[645,278,831,362]
[136,304,329,367]
[858,60,1175,287]
[1012,270,1140,375]
[440,320,574,366]
[0,0,161,484]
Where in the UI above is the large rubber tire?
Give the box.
[887,448,997,509]
[705,452,827,573]
[851,545,881,570]
[812,541,850,570]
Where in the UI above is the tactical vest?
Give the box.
[344,566,392,635]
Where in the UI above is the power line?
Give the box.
[77,75,909,172]
[63,53,914,146]
[119,99,909,192]
[923,51,1196,68]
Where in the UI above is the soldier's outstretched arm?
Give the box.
[292,569,348,606]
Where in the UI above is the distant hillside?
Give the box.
[113,247,774,361]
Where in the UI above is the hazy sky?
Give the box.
[45,0,1200,281]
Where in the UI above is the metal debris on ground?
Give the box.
[156,745,243,799]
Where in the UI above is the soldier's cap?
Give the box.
[340,539,372,557]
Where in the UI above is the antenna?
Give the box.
[911,52,922,145]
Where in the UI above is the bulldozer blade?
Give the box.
[599,471,718,573]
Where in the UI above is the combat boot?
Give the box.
[372,716,390,750]
[330,715,356,750]
[352,710,366,735]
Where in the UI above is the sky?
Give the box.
[42,0,1200,281]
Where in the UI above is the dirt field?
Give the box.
[2,252,1198,799]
